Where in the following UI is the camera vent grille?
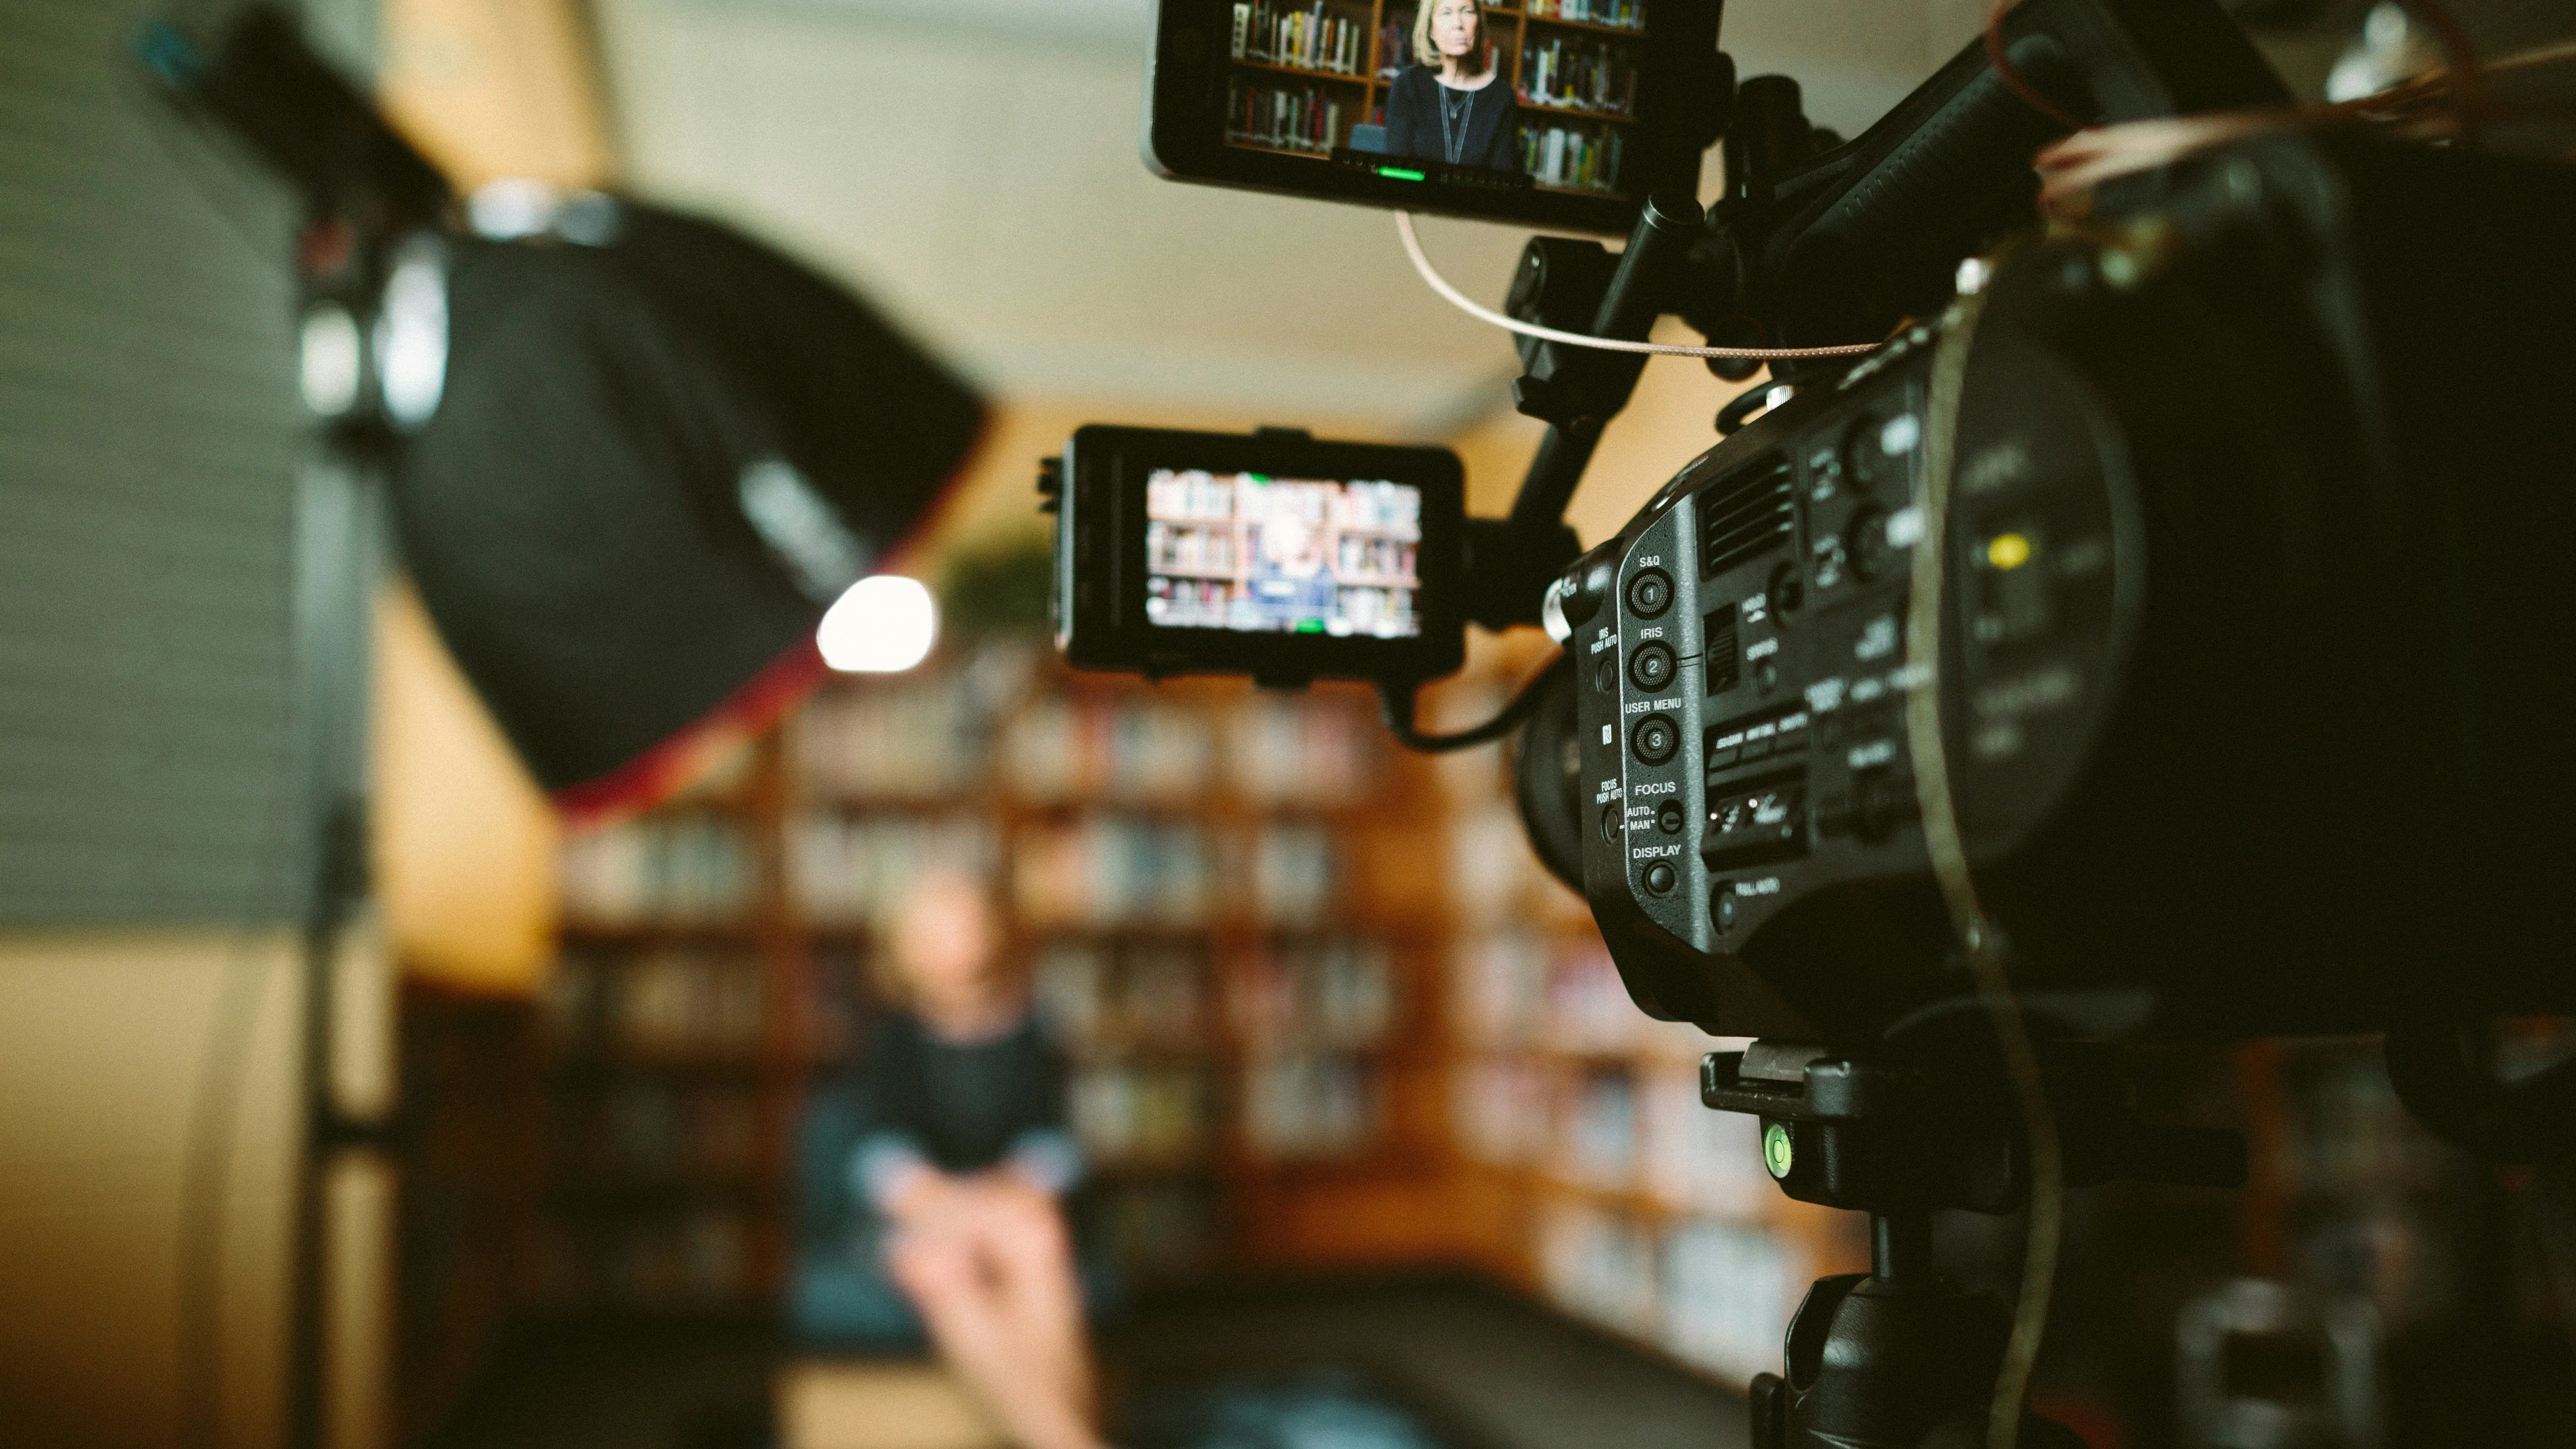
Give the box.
[1699,455,1796,579]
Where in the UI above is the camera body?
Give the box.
[1048,424,1467,687]
[1553,133,2576,1048]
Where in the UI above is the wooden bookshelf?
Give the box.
[1222,0,1648,193]
[531,636,1465,1309]
[1429,633,1869,1388]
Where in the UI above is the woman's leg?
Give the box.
[962,1185,1097,1420]
[885,1221,1104,1449]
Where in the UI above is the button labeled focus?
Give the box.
[1628,641,1676,692]
[1626,568,1673,618]
[1631,713,1679,764]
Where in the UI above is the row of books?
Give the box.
[1233,938,1399,1048]
[550,1082,762,1181]
[560,816,755,925]
[1000,694,1377,805]
[1147,520,1243,574]
[1036,940,1210,1047]
[1336,534,1418,582]
[787,813,995,926]
[1244,1053,1382,1157]
[792,644,1040,800]
[1070,1063,1219,1163]
[1229,78,1346,154]
[1521,120,1625,192]
[1012,816,1343,928]
[545,947,767,1059]
[1523,0,1645,30]
[1539,1203,1809,1386]
[1519,35,1639,116]
[1454,932,1712,1055]
[1231,1,1371,76]
[1452,1056,1775,1216]
[533,1211,752,1308]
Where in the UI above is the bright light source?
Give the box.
[375,238,448,430]
[299,303,363,417]
[818,575,936,673]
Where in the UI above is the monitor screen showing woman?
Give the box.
[1381,0,1519,174]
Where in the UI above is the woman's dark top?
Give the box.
[799,1010,1079,1245]
[1381,65,1521,174]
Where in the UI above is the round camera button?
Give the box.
[1626,568,1673,619]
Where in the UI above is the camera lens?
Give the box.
[1628,641,1676,692]
[1626,568,1673,618]
[1631,713,1678,764]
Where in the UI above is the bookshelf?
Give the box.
[1428,634,1869,1387]
[534,636,1455,1310]
[1224,0,1651,194]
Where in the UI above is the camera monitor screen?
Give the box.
[1149,1,1713,234]
[1144,469,1422,638]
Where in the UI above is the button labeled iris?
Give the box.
[1628,641,1676,692]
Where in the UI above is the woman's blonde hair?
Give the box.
[1411,0,1490,75]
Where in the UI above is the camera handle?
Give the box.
[1705,1042,2245,1449]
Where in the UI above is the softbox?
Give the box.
[391,200,987,818]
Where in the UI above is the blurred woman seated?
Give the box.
[792,868,1114,1449]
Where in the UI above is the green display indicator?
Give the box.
[1763,1122,1795,1179]
[1296,619,1326,633]
[1377,166,1427,182]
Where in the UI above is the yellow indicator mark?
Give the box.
[1986,532,2033,571]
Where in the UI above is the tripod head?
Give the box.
[1703,1038,2246,1449]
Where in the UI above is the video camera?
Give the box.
[1053,4,2576,1443]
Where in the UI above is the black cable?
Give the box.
[1377,652,1564,753]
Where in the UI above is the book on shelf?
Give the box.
[1638,1063,1772,1219]
[1232,936,1397,1047]
[1003,697,1216,804]
[1242,1052,1381,1158]
[1070,1063,1220,1164]
[1518,121,1624,192]
[794,647,1030,799]
[551,1080,762,1180]
[559,815,755,926]
[1035,939,1213,1049]
[1660,1216,1811,1385]
[1561,1065,1639,1189]
[788,812,995,926]
[1518,34,1639,115]
[1453,1055,1550,1165]
[1452,929,1551,1047]
[1013,814,1215,929]
[1226,694,1377,806]
[546,945,767,1059]
[1227,76,1347,153]
[1525,0,1644,29]
[1231,1,1369,75]
[1538,1200,1659,1336]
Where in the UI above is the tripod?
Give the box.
[1703,1041,2247,1449]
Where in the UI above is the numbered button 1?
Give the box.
[1628,641,1676,692]
[1631,713,1679,764]
[1627,568,1673,618]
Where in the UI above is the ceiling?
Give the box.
[593,0,1994,431]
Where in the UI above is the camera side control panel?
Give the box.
[1572,328,2138,991]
